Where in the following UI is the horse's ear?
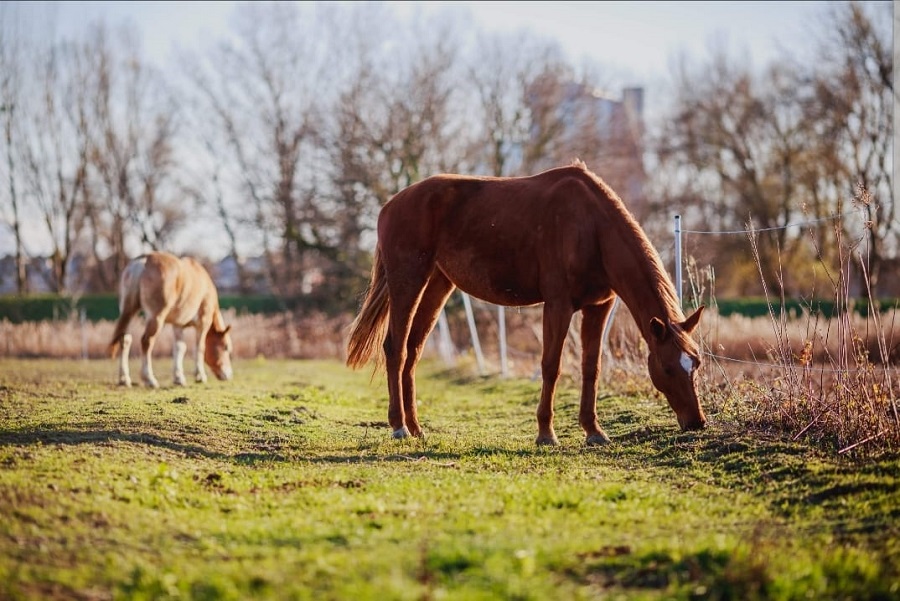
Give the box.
[681,305,705,335]
[222,325,232,335]
[649,317,668,342]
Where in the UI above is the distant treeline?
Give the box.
[0,294,896,324]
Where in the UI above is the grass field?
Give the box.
[1,357,898,600]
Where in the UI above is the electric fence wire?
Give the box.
[679,208,893,373]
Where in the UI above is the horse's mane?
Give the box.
[570,160,689,336]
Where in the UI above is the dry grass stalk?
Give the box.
[0,310,354,362]
[705,206,900,456]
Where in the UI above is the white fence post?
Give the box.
[674,214,683,308]
[461,293,486,375]
[498,305,508,378]
[436,309,455,366]
[600,297,620,373]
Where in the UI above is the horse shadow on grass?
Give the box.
[0,427,234,461]
[5,416,895,504]
[608,418,900,524]
[610,419,812,475]
[0,425,471,467]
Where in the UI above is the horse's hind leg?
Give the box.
[401,271,455,437]
[579,300,616,445]
[383,263,432,439]
[111,302,140,386]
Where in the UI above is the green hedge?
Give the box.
[0,294,118,323]
[0,294,294,324]
[697,297,899,319]
[0,294,897,324]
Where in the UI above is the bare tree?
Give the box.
[0,3,29,293]
[653,1,894,298]
[811,0,894,291]
[326,4,469,303]
[655,43,850,296]
[466,31,568,177]
[183,2,340,297]
[83,23,182,288]
[14,29,95,293]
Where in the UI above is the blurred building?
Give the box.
[524,81,648,219]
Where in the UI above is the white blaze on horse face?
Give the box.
[680,352,694,375]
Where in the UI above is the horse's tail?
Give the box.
[108,258,144,358]
[346,248,390,370]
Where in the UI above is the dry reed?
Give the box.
[692,203,900,456]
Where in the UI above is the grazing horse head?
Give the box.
[204,324,234,381]
[646,306,706,431]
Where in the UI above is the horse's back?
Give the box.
[119,252,214,324]
[377,166,609,306]
[382,165,603,228]
[149,253,212,321]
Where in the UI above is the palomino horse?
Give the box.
[109,251,234,388]
[347,160,706,445]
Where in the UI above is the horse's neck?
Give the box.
[211,308,225,331]
[205,290,225,331]
[602,228,680,341]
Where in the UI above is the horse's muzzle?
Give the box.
[678,416,707,431]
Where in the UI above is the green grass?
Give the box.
[0,358,898,600]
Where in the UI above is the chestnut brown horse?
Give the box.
[109,251,233,388]
[347,160,706,445]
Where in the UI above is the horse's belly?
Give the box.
[437,259,543,307]
[166,306,201,329]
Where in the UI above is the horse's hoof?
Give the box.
[535,434,559,446]
[585,432,612,446]
[392,427,411,439]
[118,379,132,388]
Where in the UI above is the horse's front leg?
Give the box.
[118,333,133,387]
[140,315,166,388]
[194,325,209,383]
[536,302,574,446]
[579,300,616,445]
[172,327,188,386]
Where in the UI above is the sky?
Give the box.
[32,0,840,126]
[0,0,877,259]
[450,1,828,80]
[47,0,832,83]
